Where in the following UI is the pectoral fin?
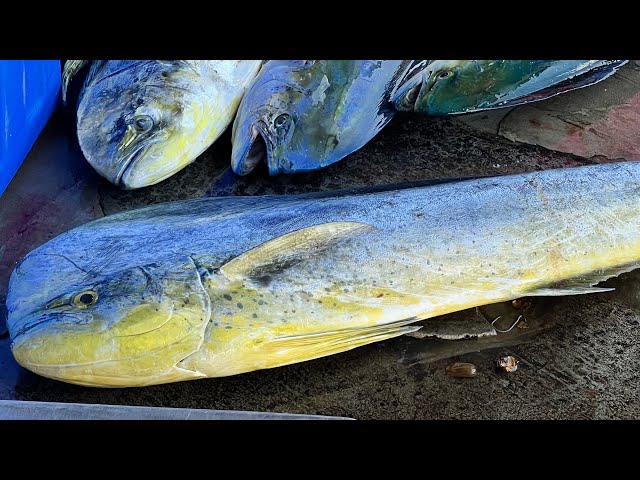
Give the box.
[220,222,374,280]
[258,318,421,369]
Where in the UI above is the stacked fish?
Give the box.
[63,60,625,186]
[5,59,637,388]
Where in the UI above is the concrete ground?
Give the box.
[1,62,639,419]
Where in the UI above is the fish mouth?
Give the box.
[114,144,147,189]
[8,310,87,345]
[10,316,52,341]
[396,72,429,112]
[232,124,273,176]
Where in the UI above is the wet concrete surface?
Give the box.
[1,68,640,418]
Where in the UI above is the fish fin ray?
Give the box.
[257,317,421,368]
[524,261,640,296]
[220,222,374,280]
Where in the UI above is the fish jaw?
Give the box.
[231,119,297,177]
[11,322,206,388]
[231,123,271,176]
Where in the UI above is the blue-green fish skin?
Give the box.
[231,60,421,176]
[6,162,640,387]
[394,60,628,115]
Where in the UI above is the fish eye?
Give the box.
[72,291,98,308]
[436,70,451,80]
[133,115,154,133]
[274,113,290,128]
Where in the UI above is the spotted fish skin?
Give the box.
[6,162,640,386]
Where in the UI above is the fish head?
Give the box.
[76,60,221,189]
[394,60,483,115]
[394,60,564,115]
[232,60,385,175]
[231,61,315,175]
[6,248,210,387]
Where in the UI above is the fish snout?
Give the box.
[230,122,309,175]
[9,312,64,344]
[7,310,89,380]
[231,124,269,176]
[7,304,207,387]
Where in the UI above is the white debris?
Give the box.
[311,75,330,104]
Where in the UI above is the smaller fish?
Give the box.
[394,60,628,115]
[67,60,262,189]
[231,60,422,176]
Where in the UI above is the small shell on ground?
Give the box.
[496,355,519,372]
[446,362,477,378]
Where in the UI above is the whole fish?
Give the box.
[6,162,640,387]
[393,60,627,115]
[231,60,424,175]
[66,60,262,188]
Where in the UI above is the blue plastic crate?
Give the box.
[0,60,61,197]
